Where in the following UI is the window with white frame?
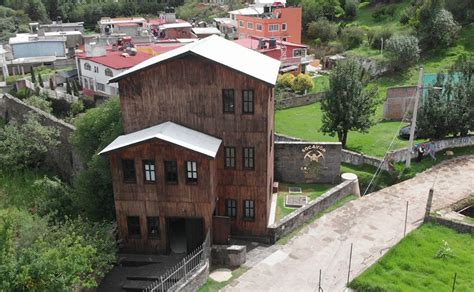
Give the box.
[268,24,279,32]
[256,23,263,31]
[84,63,91,71]
[143,160,156,182]
[282,23,287,31]
[185,161,198,184]
[293,49,305,57]
[96,82,105,92]
[83,78,89,89]
[247,22,253,30]
[239,20,244,28]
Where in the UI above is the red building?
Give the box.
[235,6,302,44]
[235,36,313,73]
[100,36,280,253]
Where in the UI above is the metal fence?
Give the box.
[145,232,210,292]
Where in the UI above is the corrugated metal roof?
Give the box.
[108,35,281,85]
[191,27,221,35]
[99,121,222,158]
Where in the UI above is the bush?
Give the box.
[33,176,77,219]
[431,9,460,48]
[367,28,394,50]
[385,35,420,71]
[24,95,53,113]
[0,112,59,171]
[344,0,358,19]
[307,18,338,42]
[70,99,85,117]
[372,4,395,22]
[277,73,295,89]
[341,26,365,49]
[292,74,313,94]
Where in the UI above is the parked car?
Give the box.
[399,125,426,139]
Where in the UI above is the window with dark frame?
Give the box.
[143,160,156,183]
[122,159,136,183]
[185,161,198,183]
[243,147,255,169]
[242,90,254,114]
[127,216,141,238]
[147,216,160,239]
[226,199,237,218]
[164,160,178,184]
[224,147,236,169]
[223,89,235,113]
[243,200,255,220]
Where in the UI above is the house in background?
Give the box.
[100,35,280,254]
[235,36,313,73]
[76,42,182,97]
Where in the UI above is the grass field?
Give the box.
[349,224,474,291]
[275,102,427,157]
[276,183,333,221]
[309,75,329,94]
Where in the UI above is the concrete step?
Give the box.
[122,280,154,291]
[126,275,160,282]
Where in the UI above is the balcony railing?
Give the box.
[280,55,314,66]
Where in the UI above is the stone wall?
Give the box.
[275,141,342,184]
[267,179,359,243]
[0,93,82,182]
[276,91,326,109]
[383,86,417,120]
[341,149,389,171]
[425,216,474,234]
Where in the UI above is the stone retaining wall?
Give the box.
[275,141,342,184]
[174,260,210,292]
[425,216,474,234]
[341,149,389,171]
[0,93,82,182]
[276,92,326,109]
[267,179,358,243]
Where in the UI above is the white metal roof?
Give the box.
[159,22,192,29]
[99,121,222,158]
[109,35,280,85]
[229,7,264,15]
[191,27,221,35]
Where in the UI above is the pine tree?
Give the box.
[30,66,36,84]
[38,73,44,88]
[66,79,72,94]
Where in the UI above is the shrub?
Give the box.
[372,4,395,22]
[33,176,77,219]
[431,9,460,47]
[70,99,85,117]
[24,95,53,113]
[385,35,420,71]
[277,73,295,89]
[341,26,365,49]
[0,112,59,171]
[307,18,338,42]
[292,73,313,94]
[344,0,358,19]
[367,28,394,50]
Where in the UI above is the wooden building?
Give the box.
[100,35,281,253]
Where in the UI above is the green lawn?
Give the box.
[309,75,329,94]
[275,102,427,157]
[349,224,474,291]
[276,183,334,221]
[341,163,396,195]
[349,1,410,31]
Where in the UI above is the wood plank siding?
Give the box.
[112,54,275,252]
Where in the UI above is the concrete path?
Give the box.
[223,156,474,292]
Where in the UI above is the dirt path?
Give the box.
[223,156,474,292]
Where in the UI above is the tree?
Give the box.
[37,72,44,88]
[385,35,420,71]
[300,0,342,27]
[71,97,123,221]
[292,73,313,94]
[344,0,358,19]
[26,0,48,22]
[49,77,55,90]
[30,66,36,84]
[307,18,338,42]
[414,0,460,50]
[417,56,474,138]
[320,59,378,147]
[0,112,59,171]
[341,26,365,49]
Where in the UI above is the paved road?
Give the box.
[223,156,474,292]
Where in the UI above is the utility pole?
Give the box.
[406,67,424,168]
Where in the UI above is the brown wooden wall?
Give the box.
[110,139,216,253]
[117,54,274,240]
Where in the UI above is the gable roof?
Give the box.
[99,121,222,158]
[108,35,281,86]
